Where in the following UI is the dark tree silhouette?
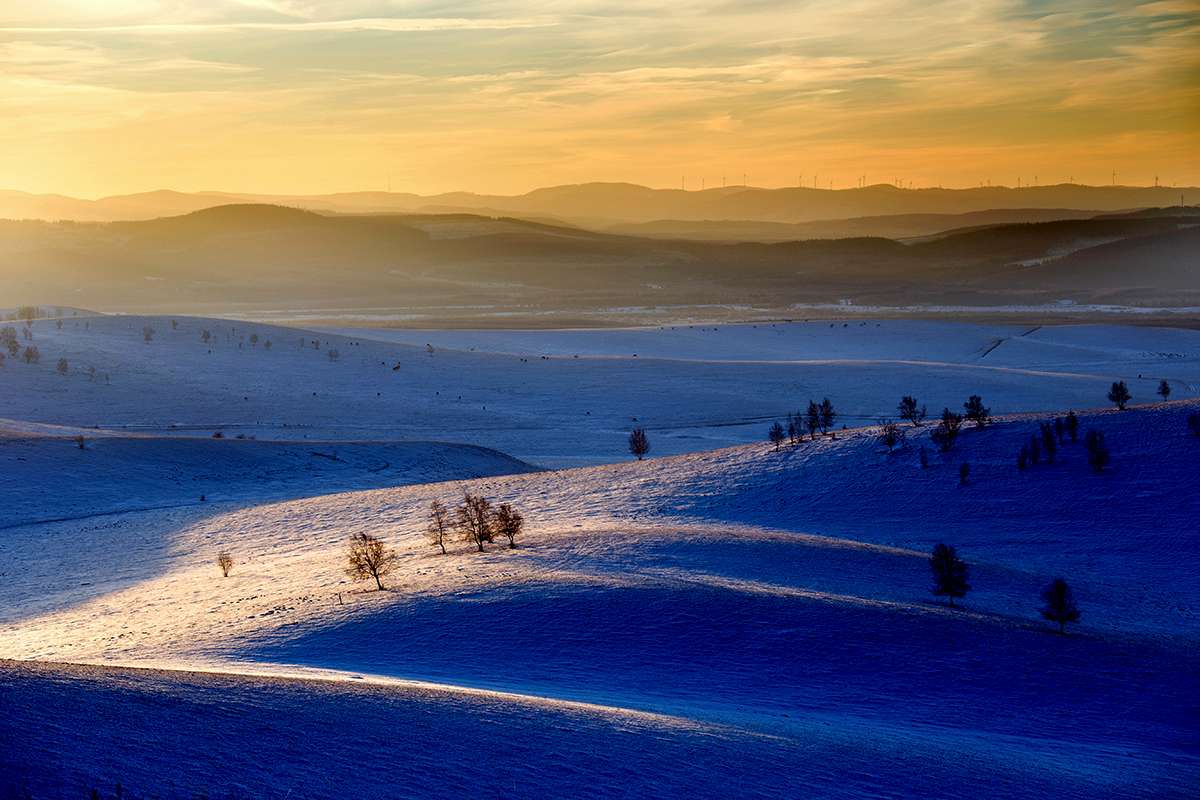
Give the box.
[963,395,990,427]
[1085,429,1109,472]
[819,397,836,434]
[898,395,926,427]
[456,491,495,552]
[805,401,820,440]
[1017,445,1029,470]
[1065,411,1079,442]
[200,329,212,344]
[786,413,800,445]
[142,326,155,344]
[879,420,904,452]
[919,446,929,469]
[1189,412,1200,438]
[1029,434,1041,465]
[56,357,68,376]
[1107,381,1131,410]
[768,421,786,450]
[628,427,650,460]
[930,408,963,452]
[22,345,39,364]
[929,543,970,606]
[1053,416,1065,443]
[493,502,525,549]
[217,552,233,578]
[346,532,397,590]
[1040,578,1080,634]
[1157,379,1171,400]
[958,462,970,485]
[427,499,451,555]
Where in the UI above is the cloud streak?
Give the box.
[0,0,1195,195]
[0,17,557,34]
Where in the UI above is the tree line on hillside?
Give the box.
[214,491,526,592]
[764,386,1199,483]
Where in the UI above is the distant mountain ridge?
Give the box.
[2,202,1195,313]
[1,183,1195,227]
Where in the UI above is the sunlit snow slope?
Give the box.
[2,400,1197,799]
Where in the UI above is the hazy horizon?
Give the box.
[5,178,1199,202]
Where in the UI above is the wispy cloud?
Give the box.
[0,17,557,34]
[0,0,1195,195]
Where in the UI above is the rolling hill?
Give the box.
[1,182,1195,225]
[2,400,1196,798]
[1,204,1196,313]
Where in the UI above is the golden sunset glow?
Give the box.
[1,0,1198,196]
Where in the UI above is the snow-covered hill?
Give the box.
[2,314,1195,466]
[2,401,1196,798]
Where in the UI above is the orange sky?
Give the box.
[1,1,1197,197]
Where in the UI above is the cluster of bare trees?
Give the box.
[766,398,839,449]
[0,326,40,365]
[213,493,529,594]
[929,543,1080,634]
[429,492,525,554]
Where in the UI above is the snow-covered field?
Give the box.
[1,314,1197,798]
[2,314,1197,467]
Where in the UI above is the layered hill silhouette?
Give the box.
[1,203,1196,312]
[2,182,1195,228]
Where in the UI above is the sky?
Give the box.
[0,0,1197,197]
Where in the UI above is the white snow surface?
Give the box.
[2,314,1197,467]
[0,315,1197,799]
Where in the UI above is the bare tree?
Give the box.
[346,532,398,590]
[898,395,926,427]
[768,421,786,450]
[22,345,40,364]
[929,543,970,606]
[963,395,990,427]
[217,552,233,578]
[818,397,836,434]
[1065,410,1079,442]
[805,400,820,440]
[930,408,963,452]
[879,420,904,452]
[56,357,68,376]
[456,492,495,552]
[628,427,650,460]
[142,326,155,344]
[1040,578,1080,634]
[427,499,451,555]
[493,502,525,549]
[1157,379,1171,401]
[200,329,212,344]
[1107,381,1131,410]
